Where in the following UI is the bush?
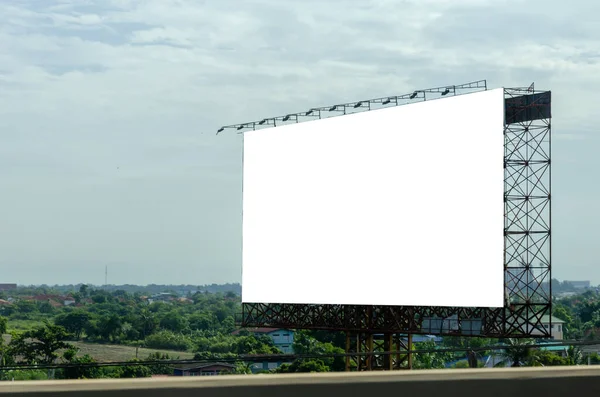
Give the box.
[0,370,48,381]
[116,359,152,378]
[144,330,192,351]
[453,360,470,368]
[276,359,329,373]
[61,354,102,379]
[146,352,178,375]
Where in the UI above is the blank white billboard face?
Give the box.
[242,88,505,307]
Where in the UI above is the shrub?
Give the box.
[144,330,192,351]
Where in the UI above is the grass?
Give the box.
[6,319,44,332]
[2,335,194,363]
[2,317,196,365]
[70,341,195,363]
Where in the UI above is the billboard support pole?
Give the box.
[407,334,413,369]
[345,332,351,371]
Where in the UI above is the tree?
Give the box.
[146,352,177,375]
[497,339,534,367]
[97,314,122,341]
[565,346,584,365]
[533,349,569,366]
[188,312,216,331]
[55,310,92,339]
[118,359,152,378]
[276,359,329,373]
[38,301,55,314]
[136,309,158,338]
[0,316,7,335]
[553,305,575,338]
[588,352,600,365]
[72,292,82,305]
[443,336,497,366]
[0,317,12,367]
[9,322,75,364]
[62,349,102,379]
[220,316,236,334]
[413,341,453,369]
[121,322,140,341]
[288,330,344,372]
[306,330,346,350]
[233,361,252,374]
[194,351,237,361]
[232,335,280,355]
[159,311,188,333]
[145,330,193,351]
[14,300,38,315]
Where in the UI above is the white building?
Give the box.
[540,315,565,340]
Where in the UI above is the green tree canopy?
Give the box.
[9,322,75,364]
[54,310,92,339]
[0,316,7,336]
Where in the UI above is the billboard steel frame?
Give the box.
[225,80,552,340]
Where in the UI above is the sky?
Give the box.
[0,0,599,286]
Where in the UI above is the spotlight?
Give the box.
[382,98,391,105]
[441,88,450,96]
[237,125,244,130]
[329,105,337,111]
[217,127,224,133]
[282,115,291,121]
[409,92,418,99]
[306,110,313,116]
[258,119,267,125]
[354,102,362,108]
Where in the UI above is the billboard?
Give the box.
[242,88,505,307]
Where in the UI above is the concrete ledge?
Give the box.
[1,367,600,396]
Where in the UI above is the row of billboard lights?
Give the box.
[217,86,457,134]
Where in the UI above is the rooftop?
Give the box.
[232,327,291,335]
[177,363,236,371]
[540,315,565,324]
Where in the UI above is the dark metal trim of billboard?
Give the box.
[505,91,551,124]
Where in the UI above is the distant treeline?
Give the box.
[15,283,242,296]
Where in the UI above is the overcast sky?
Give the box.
[0,0,599,286]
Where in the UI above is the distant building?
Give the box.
[564,281,591,290]
[0,284,17,292]
[421,315,483,336]
[26,294,76,307]
[555,291,578,299]
[232,328,295,354]
[506,315,566,340]
[401,335,443,344]
[250,360,290,373]
[539,344,569,357]
[176,297,193,304]
[173,363,235,376]
[148,292,177,304]
[0,299,11,306]
[540,315,565,340]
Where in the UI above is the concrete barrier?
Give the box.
[1,367,600,396]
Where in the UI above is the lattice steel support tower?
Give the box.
[502,85,552,336]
